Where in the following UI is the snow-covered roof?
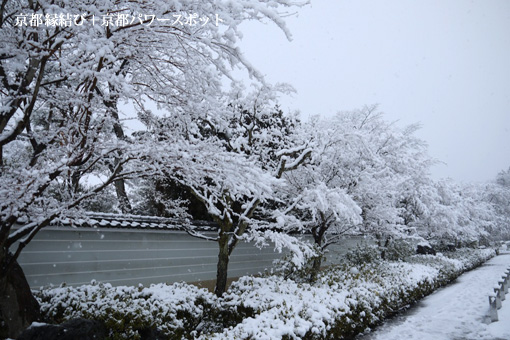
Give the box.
[44,212,218,231]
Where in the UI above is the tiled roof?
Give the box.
[49,212,218,231]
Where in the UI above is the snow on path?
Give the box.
[360,252,510,340]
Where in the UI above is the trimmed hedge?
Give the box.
[36,281,215,339]
[34,248,496,339]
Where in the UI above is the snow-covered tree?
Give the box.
[273,114,362,280]
[276,105,441,278]
[483,168,510,241]
[415,179,497,246]
[139,83,313,296]
[0,0,305,336]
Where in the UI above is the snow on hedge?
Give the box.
[203,261,439,340]
[36,281,215,339]
[35,248,496,339]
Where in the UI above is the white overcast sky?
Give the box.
[236,0,510,183]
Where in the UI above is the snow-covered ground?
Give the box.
[360,252,510,340]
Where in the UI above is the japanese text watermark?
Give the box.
[14,13,224,28]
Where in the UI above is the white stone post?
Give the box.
[498,280,506,301]
[494,287,503,309]
[489,295,499,322]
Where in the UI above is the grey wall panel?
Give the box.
[14,226,369,289]
[15,226,284,288]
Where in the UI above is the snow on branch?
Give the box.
[245,229,316,268]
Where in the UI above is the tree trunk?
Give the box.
[309,224,325,283]
[309,256,322,283]
[0,254,41,339]
[214,233,230,297]
[107,87,132,215]
[379,236,390,260]
[114,177,132,213]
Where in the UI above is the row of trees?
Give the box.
[124,100,510,287]
[1,0,509,338]
[131,103,510,283]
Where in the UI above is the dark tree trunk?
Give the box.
[309,223,326,283]
[114,177,132,213]
[0,254,41,339]
[378,236,391,260]
[214,233,230,297]
[309,256,322,283]
[107,158,131,214]
[107,87,132,215]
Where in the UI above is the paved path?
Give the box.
[360,252,510,340]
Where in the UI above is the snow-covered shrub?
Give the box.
[444,248,495,270]
[407,248,495,286]
[199,260,441,340]
[429,240,457,252]
[36,281,217,339]
[318,261,439,338]
[407,253,462,285]
[199,248,494,339]
[35,248,496,340]
[383,239,415,261]
[271,245,325,283]
[213,275,353,339]
[344,243,381,265]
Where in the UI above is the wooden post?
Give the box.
[489,295,499,322]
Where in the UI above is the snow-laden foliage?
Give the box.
[36,248,495,339]
[200,248,495,339]
[36,281,216,339]
[0,0,306,258]
[483,167,510,241]
[274,106,510,252]
[272,105,438,280]
[279,106,435,245]
[136,81,314,295]
[414,179,497,244]
[0,3,309,323]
